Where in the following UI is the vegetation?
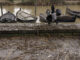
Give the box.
[0,0,80,5]
[8,0,14,2]
[7,0,65,5]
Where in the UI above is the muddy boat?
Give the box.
[40,13,76,23]
[0,11,17,23]
[16,9,37,23]
[66,8,80,18]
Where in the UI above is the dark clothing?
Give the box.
[46,14,52,25]
[51,5,55,13]
[56,9,61,16]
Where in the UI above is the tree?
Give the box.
[21,0,24,3]
[8,0,13,2]
[50,0,64,4]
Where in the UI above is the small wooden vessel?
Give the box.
[16,9,37,23]
[66,8,80,18]
[40,13,76,23]
[0,11,17,23]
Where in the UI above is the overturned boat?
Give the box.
[16,9,37,23]
[40,13,76,23]
[66,8,80,18]
[0,11,17,23]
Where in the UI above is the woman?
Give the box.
[51,4,55,13]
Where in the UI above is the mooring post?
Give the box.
[35,0,37,16]
[0,4,3,16]
[65,4,69,14]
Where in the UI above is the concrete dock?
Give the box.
[0,23,80,34]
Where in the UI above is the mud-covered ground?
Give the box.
[0,34,80,60]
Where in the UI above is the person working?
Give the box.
[51,4,55,13]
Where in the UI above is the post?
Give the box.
[35,0,37,16]
[0,4,3,16]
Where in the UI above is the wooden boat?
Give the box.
[16,9,37,23]
[66,8,80,18]
[0,11,17,23]
[40,13,76,23]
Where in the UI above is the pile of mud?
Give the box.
[0,35,80,60]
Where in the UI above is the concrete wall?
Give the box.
[0,0,7,2]
[13,0,22,3]
[0,0,10,3]
[64,0,80,4]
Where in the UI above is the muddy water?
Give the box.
[0,5,80,23]
[0,35,80,60]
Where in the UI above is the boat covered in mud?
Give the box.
[66,8,80,18]
[0,11,17,23]
[40,13,76,23]
[16,9,37,23]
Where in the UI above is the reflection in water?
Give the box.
[3,9,7,14]
[13,7,20,15]
[0,5,35,15]
[0,5,80,23]
[13,7,32,15]
[0,6,32,16]
[0,8,7,16]
[0,5,80,15]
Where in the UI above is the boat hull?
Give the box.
[66,8,80,18]
[16,9,37,23]
[0,11,17,23]
[17,18,37,23]
[40,13,76,23]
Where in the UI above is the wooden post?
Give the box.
[35,0,37,16]
[1,4,3,16]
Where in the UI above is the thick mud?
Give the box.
[0,35,80,60]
